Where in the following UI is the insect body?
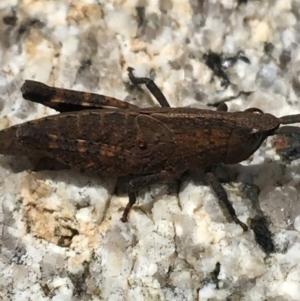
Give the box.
[1,68,300,231]
[4,107,278,174]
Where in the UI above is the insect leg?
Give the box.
[205,170,248,231]
[216,103,228,111]
[120,192,138,222]
[272,126,300,161]
[21,80,138,112]
[127,67,170,107]
[120,171,174,222]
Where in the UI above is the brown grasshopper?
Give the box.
[1,67,300,231]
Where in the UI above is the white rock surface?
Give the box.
[1,1,300,300]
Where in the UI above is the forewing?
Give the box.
[15,110,177,176]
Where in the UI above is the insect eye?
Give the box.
[244,108,264,115]
[137,137,147,149]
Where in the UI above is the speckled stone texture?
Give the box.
[1,1,300,300]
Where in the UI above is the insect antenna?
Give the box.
[279,114,300,124]
[273,114,300,136]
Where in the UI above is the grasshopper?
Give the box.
[1,67,300,231]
